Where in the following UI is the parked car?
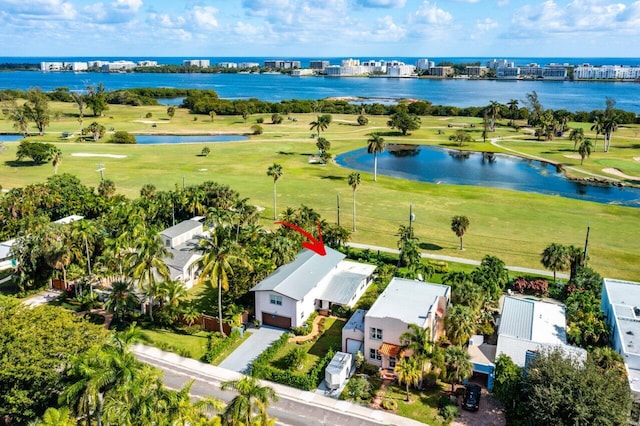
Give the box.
[462,384,481,411]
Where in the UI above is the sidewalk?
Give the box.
[131,343,427,426]
[346,242,570,280]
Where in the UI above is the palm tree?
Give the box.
[486,100,501,132]
[444,345,473,392]
[221,376,279,425]
[51,148,62,175]
[43,225,73,292]
[315,137,330,155]
[104,280,140,323]
[507,99,519,127]
[569,128,585,152]
[347,172,361,232]
[445,305,476,345]
[367,133,386,182]
[128,228,172,322]
[160,380,224,425]
[309,115,330,138]
[160,279,189,321]
[71,92,85,134]
[603,114,619,152]
[578,139,593,165]
[395,357,422,402]
[590,114,604,151]
[450,215,470,250]
[400,324,435,383]
[540,243,569,282]
[37,407,77,426]
[59,347,103,426]
[194,232,251,336]
[266,163,283,221]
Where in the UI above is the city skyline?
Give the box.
[1,0,640,58]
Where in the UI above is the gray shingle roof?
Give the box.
[160,220,202,239]
[250,247,345,301]
[163,239,202,279]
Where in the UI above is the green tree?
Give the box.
[444,345,473,392]
[569,127,584,151]
[590,114,604,151]
[98,179,116,198]
[110,131,136,144]
[140,183,156,198]
[0,298,107,424]
[507,99,519,127]
[251,124,263,135]
[522,347,631,425]
[309,114,330,138]
[492,354,522,412]
[266,163,283,220]
[43,224,73,291]
[387,110,421,135]
[450,215,470,250]
[23,89,51,136]
[104,280,140,323]
[357,114,368,125]
[348,172,361,232]
[16,140,58,164]
[540,243,569,282]
[51,147,62,175]
[36,407,77,426]
[445,305,475,345]
[315,137,331,155]
[167,106,175,119]
[195,232,251,336]
[449,129,473,146]
[603,113,618,152]
[71,92,86,134]
[8,100,30,136]
[395,356,422,402]
[578,138,593,165]
[221,376,279,425]
[366,133,386,182]
[271,113,282,124]
[85,121,106,142]
[400,324,436,382]
[201,146,211,157]
[86,83,109,117]
[486,100,501,132]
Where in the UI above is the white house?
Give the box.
[251,247,375,329]
[342,308,367,355]
[159,218,206,289]
[601,278,640,398]
[359,278,450,373]
[495,296,586,367]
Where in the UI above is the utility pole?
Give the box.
[336,194,341,226]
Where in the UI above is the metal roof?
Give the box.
[317,261,376,305]
[498,297,534,340]
[250,247,346,301]
[498,297,567,345]
[366,278,450,327]
[160,220,202,239]
[344,309,367,333]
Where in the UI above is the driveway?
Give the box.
[452,386,505,426]
[23,289,60,307]
[219,326,285,373]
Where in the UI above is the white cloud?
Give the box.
[355,0,407,8]
[412,1,453,26]
[497,0,509,6]
[84,0,143,24]
[0,0,77,20]
[190,6,219,29]
[476,17,499,32]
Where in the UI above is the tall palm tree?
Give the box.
[486,100,501,132]
[59,346,104,426]
[578,139,593,165]
[51,148,62,175]
[160,279,189,321]
[540,243,569,282]
[450,215,470,250]
[395,357,422,402]
[347,172,361,232]
[445,305,476,345]
[507,99,519,127]
[128,228,172,322]
[366,133,386,182]
[590,114,604,151]
[266,163,283,220]
[309,115,330,138]
[444,345,473,392]
[221,376,279,425]
[160,380,224,425]
[568,128,585,152]
[43,225,73,292]
[603,114,619,152]
[400,324,436,383]
[195,232,251,336]
[71,92,85,135]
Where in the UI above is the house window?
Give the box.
[300,311,304,319]
[369,349,381,361]
[389,357,397,368]
[270,295,282,306]
[370,327,383,340]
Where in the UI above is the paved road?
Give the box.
[132,344,426,426]
[219,326,285,373]
[347,242,570,280]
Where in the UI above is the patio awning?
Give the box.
[378,342,401,358]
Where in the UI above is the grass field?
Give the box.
[1,103,639,280]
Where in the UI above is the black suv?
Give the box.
[462,384,481,411]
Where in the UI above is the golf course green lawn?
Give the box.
[1,103,639,280]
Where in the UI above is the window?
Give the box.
[389,357,397,368]
[370,327,382,340]
[270,295,282,306]
[300,311,304,318]
[369,349,381,361]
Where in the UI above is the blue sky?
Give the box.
[1,0,639,57]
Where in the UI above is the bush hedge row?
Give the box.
[201,329,241,363]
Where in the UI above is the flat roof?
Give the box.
[163,238,202,279]
[250,247,345,301]
[344,309,367,333]
[317,261,376,305]
[499,296,567,345]
[366,278,449,327]
[603,278,640,357]
[160,220,202,239]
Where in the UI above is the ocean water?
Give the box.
[0,57,639,112]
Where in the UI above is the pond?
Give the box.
[156,97,184,106]
[0,134,24,141]
[335,145,640,207]
[135,134,249,144]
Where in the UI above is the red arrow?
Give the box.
[275,221,327,256]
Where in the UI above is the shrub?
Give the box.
[439,404,459,421]
[342,377,373,401]
[512,277,549,297]
[357,115,369,125]
[201,329,241,363]
[251,124,263,135]
[331,304,351,319]
[110,131,136,144]
[292,311,318,336]
[271,113,283,124]
[145,112,153,118]
[283,346,307,371]
[381,397,398,411]
[256,117,264,124]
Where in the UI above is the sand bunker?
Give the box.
[72,153,127,159]
[564,154,582,160]
[132,120,166,124]
[602,168,640,180]
[634,157,640,162]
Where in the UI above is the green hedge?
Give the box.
[201,329,241,363]
[291,312,318,336]
[249,333,337,391]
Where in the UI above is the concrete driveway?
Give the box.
[219,326,285,373]
[23,289,60,307]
